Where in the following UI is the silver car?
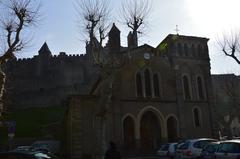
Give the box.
[176,138,217,159]
[200,142,221,159]
[157,143,177,158]
[215,140,240,159]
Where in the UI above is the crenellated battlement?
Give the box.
[4,26,214,114]
[17,57,33,62]
[12,50,87,65]
[5,43,93,109]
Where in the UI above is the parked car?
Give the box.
[13,146,31,152]
[176,138,217,159]
[29,143,51,154]
[157,143,177,158]
[215,139,240,159]
[199,142,221,159]
[176,140,187,148]
[30,140,60,154]
[0,151,59,159]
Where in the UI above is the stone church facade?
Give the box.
[5,24,219,158]
[63,25,215,158]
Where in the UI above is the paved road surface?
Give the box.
[124,155,171,159]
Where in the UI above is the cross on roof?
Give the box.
[175,25,180,35]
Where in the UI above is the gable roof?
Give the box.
[120,44,155,54]
[109,23,120,33]
[164,34,209,41]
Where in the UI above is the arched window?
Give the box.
[136,72,143,97]
[178,43,183,56]
[191,44,195,57]
[197,44,202,57]
[204,45,208,58]
[167,116,178,142]
[144,69,152,97]
[153,73,160,97]
[184,43,188,56]
[123,116,135,150]
[197,76,205,100]
[182,75,191,100]
[193,108,201,127]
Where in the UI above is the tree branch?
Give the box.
[120,0,152,35]
[76,0,110,65]
[0,0,41,63]
[217,31,240,65]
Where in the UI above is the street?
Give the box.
[125,155,172,159]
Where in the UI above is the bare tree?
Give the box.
[75,0,110,64]
[69,1,152,158]
[215,76,240,138]
[75,1,114,158]
[217,31,240,64]
[120,0,152,45]
[0,0,41,115]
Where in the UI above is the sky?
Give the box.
[10,0,240,75]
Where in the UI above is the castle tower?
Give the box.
[127,31,138,48]
[108,23,121,54]
[38,42,52,57]
[36,42,52,75]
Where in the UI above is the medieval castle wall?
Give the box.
[5,46,100,109]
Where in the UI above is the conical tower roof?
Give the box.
[38,42,51,55]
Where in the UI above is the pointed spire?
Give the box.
[109,23,120,33]
[38,42,51,55]
[108,23,121,54]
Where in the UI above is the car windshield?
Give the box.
[203,143,219,153]
[193,140,217,149]
[179,141,190,149]
[217,142,240,153]
[32,143,48,147]
[176,140,186,148]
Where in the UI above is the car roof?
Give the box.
[220,140,240,144]
[1,150,49,155]
[186,138,217,142]
[208,141,221,144]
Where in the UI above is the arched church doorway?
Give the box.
[167,116,178,142]
[123,116,135,151]
[140,111,161,152]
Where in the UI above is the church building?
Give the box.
[63,24,215,159]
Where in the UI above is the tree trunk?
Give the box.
[0,65,6,116]
[101,118,107,159]
[95,68,116,159]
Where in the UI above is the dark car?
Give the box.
[199,142,221,159]
[215,140,240,159]
[0,151,59,159]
